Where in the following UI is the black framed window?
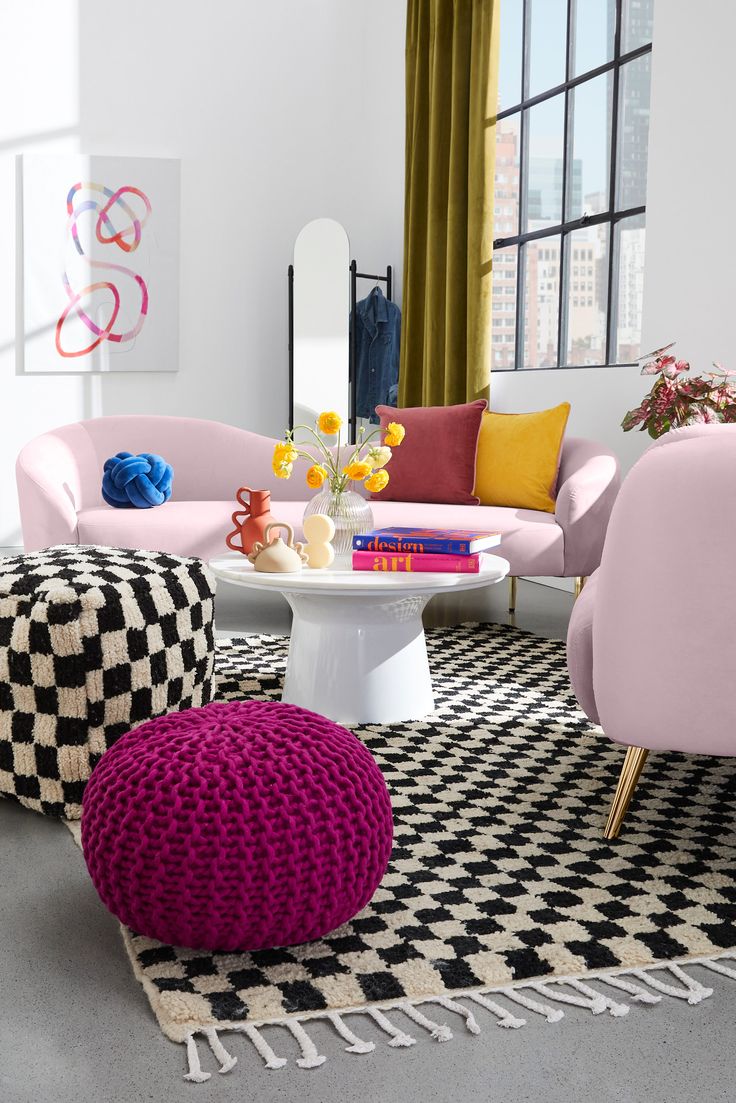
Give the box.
[492,0,653,371]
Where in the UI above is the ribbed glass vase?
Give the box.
[303,487,374,564]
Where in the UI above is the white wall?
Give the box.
[0,0,405,543]
[639,0,734,375]
[0,3,87,546]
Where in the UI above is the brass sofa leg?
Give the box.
[604,746,649,839]
[574,575,587,599]
[508,576,517,613]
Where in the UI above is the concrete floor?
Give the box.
[2,579,735,1103]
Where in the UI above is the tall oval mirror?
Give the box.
[291,218,350,430]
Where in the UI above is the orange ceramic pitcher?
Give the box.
[226,487,273,554]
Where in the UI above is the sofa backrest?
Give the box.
[591,424,736,754]
[18,415,600,516]
[18,416,310,510]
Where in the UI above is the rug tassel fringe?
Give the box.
[531,981,609,1016]
[598,974,662,1004]
[564,979,629,1017]
[326,1012,375,1053]
[700,957,736,982]
[367,1007,417,1047]
[242,1024,288,1070]
[202,1027,237,1073]
[503,987,565,1023]
[630,965,713,1005]
[436,996,482,1034]
[466,992,525,1029]
[178,954,736,1082]
[184,1034,211,1084]
[285,1020,327,1068]
[399,1002,453,1041]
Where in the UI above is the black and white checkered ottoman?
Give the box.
[0,545,216,819]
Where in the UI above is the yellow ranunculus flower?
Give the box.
[343,460,372,481]
[272,441,297,479]
[364,469,389,493]
[273,441,298,465]
[317,411,342,436]
[366,445,392,469]
[305,463,327,489]
[384,421,405,447]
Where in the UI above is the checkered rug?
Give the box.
[72,624,736,1080]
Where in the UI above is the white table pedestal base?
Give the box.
[209,552,509,728]
[282,591,433,725]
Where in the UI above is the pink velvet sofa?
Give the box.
[16,416,620,588]
[567,425,736,838]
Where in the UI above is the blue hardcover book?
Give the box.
[352,527,501,556]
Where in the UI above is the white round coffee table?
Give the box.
[209,552,509,725]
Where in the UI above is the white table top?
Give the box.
[209,551,510,598]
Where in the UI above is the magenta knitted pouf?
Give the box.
[81,700,393,951]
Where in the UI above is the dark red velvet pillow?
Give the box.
[372,400,487,504]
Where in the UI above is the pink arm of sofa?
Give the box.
[15,430,87,551]
[555,438,621,578]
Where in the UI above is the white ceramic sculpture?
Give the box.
[303,514,336,569]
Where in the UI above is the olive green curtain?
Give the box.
[399,0,500,408]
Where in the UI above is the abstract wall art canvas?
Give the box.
[20,154,180,373]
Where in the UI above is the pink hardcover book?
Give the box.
[352,551,481,574]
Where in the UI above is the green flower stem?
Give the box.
[343,426,382,471]
[292,448,321,465]
[290,424,335,468]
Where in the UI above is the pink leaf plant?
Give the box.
[622,344,736,439]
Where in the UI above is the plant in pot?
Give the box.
[272,411,405,560]
[622,343,736,438]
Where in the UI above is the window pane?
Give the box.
[498,0,523,109]
[494,115,520,238]
[525,93,565,231]
[616,53,652,209]
[492,247,518,371]
[528,0,567,97]
[613,214,646,362]
[572,0,615,76]
[622,0,654,53]
[522,236,560,369]
[563,226,609,365]
[567,72,612,219]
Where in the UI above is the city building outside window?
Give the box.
[492,0,653,370]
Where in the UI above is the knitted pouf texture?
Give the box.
[0,544,215,820]
[81,700,394,952]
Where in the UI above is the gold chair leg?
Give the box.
[574,575,587,600]
[508,576,517,613]
[604,746,649,839]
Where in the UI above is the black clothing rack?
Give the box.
[288,260,393,441]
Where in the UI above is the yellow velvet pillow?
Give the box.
[473,403,571,512]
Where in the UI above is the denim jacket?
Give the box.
[352,286,401,423]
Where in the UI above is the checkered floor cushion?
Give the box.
[0,545,216,819]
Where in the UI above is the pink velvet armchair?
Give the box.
[567,425,736,838]
[16,416,620,590]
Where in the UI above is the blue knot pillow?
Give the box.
[102,452,174,509]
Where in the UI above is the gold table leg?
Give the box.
[604,745,649,839]
[508,576,517,613]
